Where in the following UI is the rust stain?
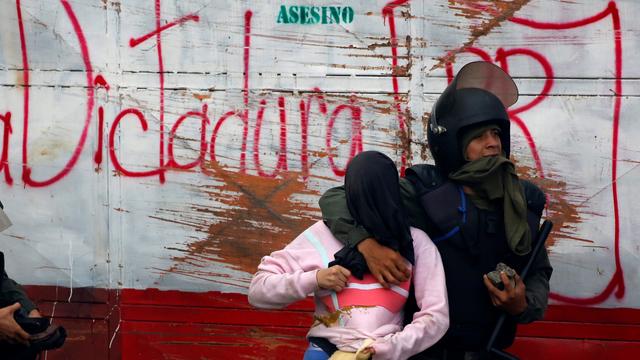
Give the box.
[161,328,302,352]
[432,0,531,70]
[347,53,409,61]
[152,265,250,290]
[113,208,130,213]
[513,159,590,248]
[417,112,431,162]
[399,107,414,166]
[246,328,303,352]
[193,92,212,101]
[312,305,373,327]
[400,10,414,20]
[164,161,318,275]
[15,72,24,87]
[327,63,388,71]
[101,0,121,12]
[367,40,393,51]
[393,36,413,77]
[328,93,406,116]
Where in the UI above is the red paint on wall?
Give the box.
[95,107,105,166]
[253,97,288,178]
[128,14,200,48]
[109,108,164,178]
[93,75,110,166]
[299,89,328,180]
[15,285,640,359]
[509,0,626,306]
[18,0,95,187]
[167,105,210,170]
[383,0,410,175]
[3,0,632,312]
[442,1,625,306]
[128,1,200,183]
[0,112,13,185]
[326,100,363,177]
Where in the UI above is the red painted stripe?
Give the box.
[120,288,315,310]
[518,321,640,341]
[121,304,313,328]
[120,322,306,360]
[15,286,640,359]
[321,273,411,313]
[544,305,640,324]
[508,337,640,360]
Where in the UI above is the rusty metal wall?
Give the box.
[0,0,639,309]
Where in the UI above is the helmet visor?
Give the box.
[454,61,518,108]
[0,208,12,232]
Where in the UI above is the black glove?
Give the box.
[329,246,368,279]
[14,308,67,352]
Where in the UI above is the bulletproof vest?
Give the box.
[405,164,543,351]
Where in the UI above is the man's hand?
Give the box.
[483,272,527,315]
[317,265,351,292]
[0,302,30,345]
[28,309,42,318]
[357,238,410,288]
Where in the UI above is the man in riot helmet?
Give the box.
[319,61,552,359]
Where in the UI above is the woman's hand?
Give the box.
[316,265,351,292]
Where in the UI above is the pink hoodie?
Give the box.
[249,221,449,360]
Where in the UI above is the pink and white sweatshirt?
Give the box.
[249,221,449,360]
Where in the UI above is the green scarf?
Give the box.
[449,156,531,255]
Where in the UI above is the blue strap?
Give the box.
[303,229,340,315]
[432,186,466,243]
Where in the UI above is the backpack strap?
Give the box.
[405,165,467,243]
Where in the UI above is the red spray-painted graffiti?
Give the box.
[5,1,400,187]
[383,0,410,175]
[93,75,110,167]
[3,0,626,306]
[0,112,12,185]
[443,1,623,306]
[126,1,201,183]
[17,0,95,187]
[510,1,624,306]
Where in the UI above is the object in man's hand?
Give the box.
[14,308,67,352]
[486,262,516,290]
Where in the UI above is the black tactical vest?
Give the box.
[404,164,545,351]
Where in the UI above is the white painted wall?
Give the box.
[0,0,639,309]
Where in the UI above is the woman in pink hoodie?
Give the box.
[249,151,449,360]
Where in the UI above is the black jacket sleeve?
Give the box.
[516,181,553,324]
[517,247,552,324]
[0,252,37,313]
[319,180,425,247]
[319,186,372,247]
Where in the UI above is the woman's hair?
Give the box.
[344,151,414,264]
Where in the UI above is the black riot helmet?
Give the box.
[427,61,518,176]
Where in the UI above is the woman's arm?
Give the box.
[248,225,351,309]
[248,233,321,309]
[372,229,449,360]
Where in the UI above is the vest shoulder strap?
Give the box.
[406,165,465,242]
[405,164,445,195]
[406,166,546,246]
